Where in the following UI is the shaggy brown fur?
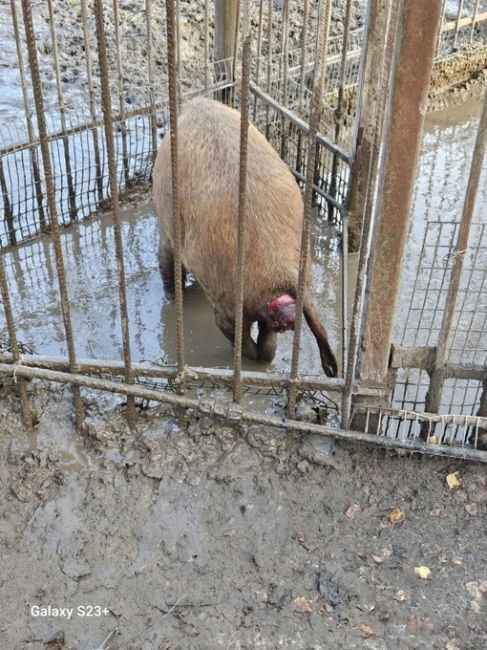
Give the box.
[153,97,337,376]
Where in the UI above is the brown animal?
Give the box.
[153,97,337,377]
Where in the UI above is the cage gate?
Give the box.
[0,0,486,462]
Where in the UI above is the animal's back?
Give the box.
[153,97,304,316]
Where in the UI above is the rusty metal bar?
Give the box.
[0,362,485,462]
[146,0,158,161]
[425,87,487,415]
[112,0,130,186]
[165,0,186,382]
[10,0,46,232]
[215,0,239,104]
[287,0,331,416]
[81,0,104,203]
[20,0,84,429]
[204,0,210,91]
[265,0,272,139]
[94,0,136,424]
[46,0,77,221]
[296,0,309,174]
[0,352,346,392]
[470,0,481,42]
[0,255,32,427]
[252,0,265,120]
[249,82,351,162]
[0,159,15,246]
[279,0,290,159]
[357,0,443,388]
[233,0,251,405]
[453,0,466,49]
[342,0,402,427]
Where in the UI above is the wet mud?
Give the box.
[0,382,486,650]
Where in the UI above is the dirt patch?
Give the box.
[428,49,487,112]
[1,380,486,649]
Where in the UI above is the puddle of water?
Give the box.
[0,204,345,378]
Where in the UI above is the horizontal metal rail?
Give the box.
[0,352,345,392]
[391,346,487,382]
[0,361,485,462]
[250,81,351,163]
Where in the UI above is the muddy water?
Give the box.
[394,97,487,416]
[1,205,344,377]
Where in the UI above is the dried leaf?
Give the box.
[345,504,361,519]
[292,596,313,614]
[414,566,431,580]
[446,471,462,489]
[451,557,463,566]
[372,548,393,564]
[430,507,441,518]
[355,623,378,638]
[388,508,405,525]
[393,589,408,601]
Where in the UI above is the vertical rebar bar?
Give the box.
[329,0,353,207]
[280,0,290,160]
[204,0,210,91]
[287,0,330,416]
[0,252,32,427]
[265,0,272,139]
[425,87,487,416]
[93,0,136,425]
[81,0,104,203]
[146,0,158,162]
[233,0,251,405]
[252,0,265,120]
[296,0,309,175]
[165,0,186,381]
[46,0,77,222]
[112,0,130,186]
[453,0,465,49]
[20,0,84,429]
[0,159,16,246]
[10,0,46,233]
[469,0,481,42]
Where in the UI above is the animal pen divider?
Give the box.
[0,0,486,462]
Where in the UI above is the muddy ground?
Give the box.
[0,379,486,650]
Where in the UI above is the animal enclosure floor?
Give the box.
[0,384,486,649]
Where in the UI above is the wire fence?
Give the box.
[0,0,486,460]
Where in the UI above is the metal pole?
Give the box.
[146,0,158,162]
[165,0,186,386]
[10,0,46,232]
[20,0,84,429]
[112,0,130,186]
[359,0,443,382]
[425,88,487,416]
[352,0,443,419]
[232,0,251,404]
[214,0,239,104]
[81,0,104,203]
[93,0,137,425]
[46,0,78,221]
[287,0,331,416]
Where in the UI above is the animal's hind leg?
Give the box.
[215,310,258,361]
[257,321,277,362]
[159,237,186,299]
